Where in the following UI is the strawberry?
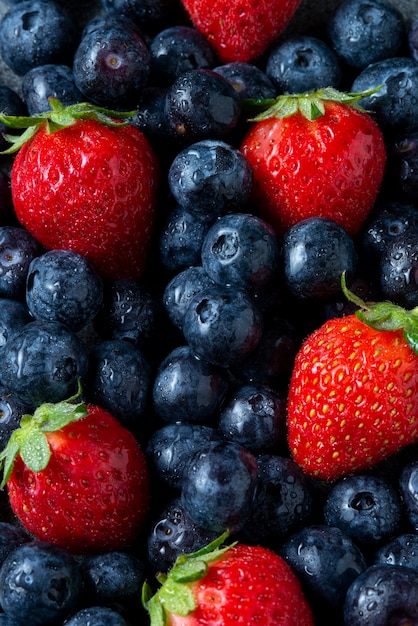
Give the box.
[0,98,159,280]
[180,0,302,63]
[287,276,418,482]
[240,88,386,237]
[142,532,314,625]
[0,385,150,553]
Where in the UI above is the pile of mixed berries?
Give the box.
[0,0,416,624]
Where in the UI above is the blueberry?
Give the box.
[390,132,418,202]
[73,19,150,109]
[149,25,217,86]
[0,320,89,409]
[265,35,342,93]
[100,0,178,30]
[213,62,277,100]
[164,69,241,144]
[399,460,418,532]
[280,525,367,613]
[378,233,418,308]
[131,86,171,146]
[374,534,418,572]
[146,421,225,489]
[323,474,403,550]
[0,226,44,301]
[158,205,214,273]
[282,217,358,299]
[25,249,103,332]
[0,540,82,626]
[22,64,84,115]
[351,57,418,135]
[343,564,418,625]
[180,439,258,534]
[327,0,406,69]
[63,606,130,626]
[168,139,253,219]
[182,284,263,368]
[162,266,215,333]
[85,339,151,431]
[201,213,279,290]
[0,298,32,349]
[240,455,314,546]
[218,383,286,453]
[0,0,76,76]
[152,344,229,425]
[0,86,27,149]
[0,523,29,568]
[146,497,219,572]
[409,17,418,63]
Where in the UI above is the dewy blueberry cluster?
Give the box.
[0,0,416,624]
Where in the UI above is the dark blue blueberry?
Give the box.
[73,20,150,109]
[93,279,158,351]
[100,0,178,30]
[0,540,82,626]
[0,86,27,150]
[168,139,253,219]
[85,339,151,431]
[379,233,418,308]
[399,460,418,532]
[63,606,130,626]
[0,614,22,625]
[343,564,418,625]
[0,226,44,301]
[218,383,286,453]
[131,86,172,146]
[0,320,89,409]
[351,57,418,135]
[164,69,241,145]
[327,0,406,69]
[280,525,367,613]
[323,474,403,551]
[163,266,215,332]
[149,25,217,86]
[373,534,418,572]
[0,298,32,350]
[213,62,277,101]
[321,274,383,320]
[152,344,229,425]
[158,205,214,273]
[0,384,31,451]
[265,35,342,93]
[22,64,84,115]
[147,497,219,572]
[25,249,103,332]
[180,439,258,534]
[0,523,29,568]
[240,455,314,546]
[0,0,76,76]
[182,284,263,368]
[146,421,225,489]
[201,213,279,290]
[282,217,358,299]
[390,132,418,202]
[409,17,418,62]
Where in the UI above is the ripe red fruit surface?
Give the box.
[241,90,386,237]
[4,403,150,553]
[180,0,302,63]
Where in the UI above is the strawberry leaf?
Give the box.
[35,401,88,432]
[20,429,50,473]
[0,431,21,489]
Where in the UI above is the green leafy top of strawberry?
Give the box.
[243,85,382,122]
[142,531,235,626]
[0,97,136,154]
[0,381,88,488]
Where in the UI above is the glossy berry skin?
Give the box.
[22,64,84,115]
[287,314,418,481]
[7,405,151,554]
[379,234,418,308]
[0,86,27,149]
[241,99,386,237]
[163,266,215,332]
[0,384,31,452]
[409,17,418,62]
[391,132,418,202]
[327,0,406,69]
[63,606,129,626]
[10,118,159,281]
[0,226,44,300]
[0,298,32,349]
[0,540,82,626]
[399,459,418,532]
[180,0,303,63]
[265,35,342,93]
[0,522,29,568]
[282,217,358,299]
[323,474,403,550]
[373,533,418,572]
[100,0,178,30]
[213,62,276,101]
[343,564,418,625]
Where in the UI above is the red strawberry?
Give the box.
[143,532,314,625]
[241,88,386,237]
[0,99,159,280]
[287,277,418,481]
[0,386,150,553]
[180,0,302,63]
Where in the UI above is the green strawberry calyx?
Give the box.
[142,531,235,626]
[243,85,382,122]
[0,97,136,154]
[0,380,88,488]
[341,272,418,355]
